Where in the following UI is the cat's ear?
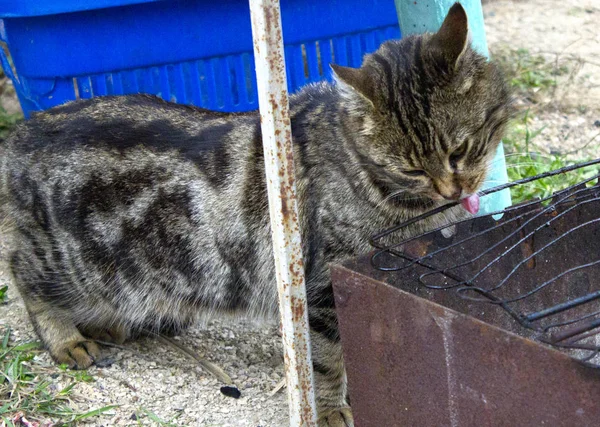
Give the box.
[331,64,375,105]
[430,2,470,69]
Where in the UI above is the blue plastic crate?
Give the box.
[0,0,401,118]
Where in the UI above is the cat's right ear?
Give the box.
[430,2,470,69]
[331,64,375,106]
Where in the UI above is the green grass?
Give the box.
[494,47,598,204]
[0,68,23,140]
[503,111,598,204]
[135,407,180,427]
[494,47,567,99]
[0,327,117,426]
[0,105,21,140]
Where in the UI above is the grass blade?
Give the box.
[73,404,119,421]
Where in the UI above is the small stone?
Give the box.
[594,120,600,128]
[220,385,241,399]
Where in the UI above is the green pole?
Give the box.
[394,0,511,216]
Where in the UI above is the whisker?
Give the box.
[504,163,564,169]
[502,152,554,159]
[376,190,406,209]
[489,155,556,166]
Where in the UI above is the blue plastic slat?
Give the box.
[333,37,349,66]
[373,29,386,46]
[138,68,153,94]
[305,43,321,81]
[376,28,390,46]
[158,66,170,102]
[106,73,124,95]
[76,76,93,99]
[349,35,363,67]
[121,70,139,94]
[205,59,220,109]
[319,40,334,81]
[187,61,203,107]
[150,67,161,98]
[184,63,196,106]
[287,45,306,93]
[172,63,187,105]
[242,53,257,106]
[196,60,210,107]
[364,31,377,53]
[91,74,108,96]
[230,56,245,106]
[219,57,233,110]
[283,46,295,92]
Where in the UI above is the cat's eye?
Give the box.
[449,140,469,168]
[402,169,426,177]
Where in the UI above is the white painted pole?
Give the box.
[248,0,318,425]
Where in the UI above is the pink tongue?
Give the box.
[461,194,480,214]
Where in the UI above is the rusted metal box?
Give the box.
[332,189,600,426]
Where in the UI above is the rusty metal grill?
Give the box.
[369,158,600,367]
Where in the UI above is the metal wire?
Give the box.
[369,159,600,366]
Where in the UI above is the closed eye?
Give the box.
[449,140,469,168]
[402,169,426,177]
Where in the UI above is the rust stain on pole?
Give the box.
[248,0,318,425]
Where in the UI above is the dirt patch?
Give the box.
[485,0,600,158]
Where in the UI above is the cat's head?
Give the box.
[332,3,513,209]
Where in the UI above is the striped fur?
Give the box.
[0,4,511,424]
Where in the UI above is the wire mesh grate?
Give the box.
[370,158,600,367]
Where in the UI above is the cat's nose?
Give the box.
[434,180,462,201]
[441,189,462,201]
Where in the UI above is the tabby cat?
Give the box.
[0,3,511,425]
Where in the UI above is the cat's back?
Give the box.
[0,94,268,262]
[0,94,263,205]
[4,94,256,157]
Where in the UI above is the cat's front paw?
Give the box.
[318,407,354,427]
[51,339,101,369]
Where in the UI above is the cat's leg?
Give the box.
[27,299,101,369]
[309,307,354,427]
[79,323,129,345]
[9,251,101,369]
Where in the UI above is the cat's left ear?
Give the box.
[331,63,375,106]
[430,2,470,69]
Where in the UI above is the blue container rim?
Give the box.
[0,0,165,18]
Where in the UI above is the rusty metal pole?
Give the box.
[248,0,318,425]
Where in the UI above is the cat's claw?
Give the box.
[318,407,354,427]
[53,339,101,369]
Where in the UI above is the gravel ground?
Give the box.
[0,0,598,426]
[485,0,600,159]
[0,249,289,426]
